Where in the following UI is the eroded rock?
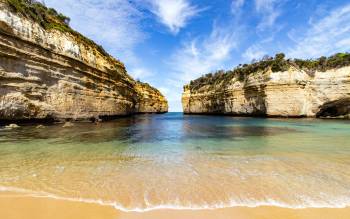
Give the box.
[0,2,168,122]
[182,66,350,118]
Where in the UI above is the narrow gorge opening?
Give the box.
[316,98,350,118]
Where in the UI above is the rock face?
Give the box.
[0,2,167,121]
[135,82,168,113]
[182,66,350,118]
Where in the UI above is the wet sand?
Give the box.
[0,192,349,219]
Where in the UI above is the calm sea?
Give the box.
[0,113,350,211]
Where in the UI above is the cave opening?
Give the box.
[316,98,350,118]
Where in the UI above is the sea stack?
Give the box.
[0,0,168,122]
[182,53,350,118]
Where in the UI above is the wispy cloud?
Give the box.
[288,3,350,58]
[146,0,203,34]
[162,24,240,111]
[45,0,145,62]
[169,24,239,82]
[243,44,267,62]
[231,0,245,14]
[128,67,155,81]
[255,0,282,30]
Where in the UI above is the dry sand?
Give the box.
[0,192,349,219]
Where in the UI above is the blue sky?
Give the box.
[44,0,350,112]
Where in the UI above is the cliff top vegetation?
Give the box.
[136,80,165,97]
[187,52,350,91]
[5,0,121,66]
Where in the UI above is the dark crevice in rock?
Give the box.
[316,98,350,118]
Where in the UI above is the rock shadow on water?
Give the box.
[0,114,299,145]
[0,118,138,144]
[179,114,299,141]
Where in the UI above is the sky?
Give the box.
[43,0,350,112]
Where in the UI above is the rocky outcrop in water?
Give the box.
[0,1,167,121]
[182,55,350,118]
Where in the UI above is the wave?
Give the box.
[0,186,349,212]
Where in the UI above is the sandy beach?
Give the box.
[1,115,350,219]
[1,0,350,218]
[0,192,349,219]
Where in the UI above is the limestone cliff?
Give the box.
[182,55,350,118]
[135,82,168,113]
[0,1,167,121]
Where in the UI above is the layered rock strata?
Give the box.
[0,2,167,121]
[182,66,350,118]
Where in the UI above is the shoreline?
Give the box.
[1,186,350,211]
[183,112,350,120]
[1,192,350,219]
[0,112,169,126]
[1,112,350,127]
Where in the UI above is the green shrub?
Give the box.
[187,52,350,92]
[6,0,110,58]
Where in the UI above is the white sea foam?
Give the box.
[0,185,349,212]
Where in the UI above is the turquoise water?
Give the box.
[0,113,350,211]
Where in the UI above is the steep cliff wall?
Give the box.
[135,82,168,113]
[182,60,350,118]
[0,1,167,121]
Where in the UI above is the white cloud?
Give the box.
[243,44,267,62]
[157,85,180,111]
[255,0,277,12]
[44,0,145,62]
[162,24,240,111]
[255,0,281,30]
[129,67,155,81]
[231,0,245,13]
[169,24,239,82]
[147,0,202,34]
[288,4,350,58]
